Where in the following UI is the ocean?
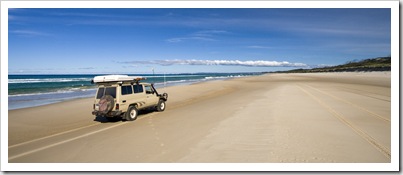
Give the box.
[8,73,262,110]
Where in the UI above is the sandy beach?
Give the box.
[8,72,391,164]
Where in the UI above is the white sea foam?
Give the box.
[205,75,244,80]
[144,74,205,78]
[8,78,92,84]
[9,87,97,97]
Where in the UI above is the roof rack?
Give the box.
[91,75,146,84]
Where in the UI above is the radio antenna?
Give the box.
[164,72,166,92]
[152,67,155,84]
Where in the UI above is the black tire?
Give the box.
[98,95,114,115]
[156,100,166,112]
[125,106,138,121]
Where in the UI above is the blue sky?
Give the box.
[8,8,391,74]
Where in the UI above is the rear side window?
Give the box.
[96,87,116,99]
[121,85,133,95]
[96,88,105,99]
[133,84,144,93]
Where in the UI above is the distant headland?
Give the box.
[272,56,391,73]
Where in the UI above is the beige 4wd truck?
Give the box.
[91,75,168,121]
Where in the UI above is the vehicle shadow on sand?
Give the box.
[93,109,156,123]
[93,116,121,123]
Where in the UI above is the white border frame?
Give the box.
[1,0,399,172]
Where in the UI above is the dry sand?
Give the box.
[8,72,391,164]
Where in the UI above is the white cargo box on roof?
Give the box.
[93,75,145,83]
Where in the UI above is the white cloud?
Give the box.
[78,67,96,70]
[194,30,229,36]
[10,30,52,37]
[123,59,307,67]
[166,30,228,43]
[166,36,216,43]
[247,45,272,49]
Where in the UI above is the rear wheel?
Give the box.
[156,100,166,112]
[125,106,138,121]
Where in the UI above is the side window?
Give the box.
[121,85,133,95]
[96,87,105,99]
[105,87,116,98]
[145,85,153,94]
[133,84,144,93]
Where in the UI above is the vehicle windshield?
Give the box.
[96,87,116,99]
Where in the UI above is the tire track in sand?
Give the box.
[303,84,390,122]
[9,113,157,161]
[297,85,390,160]
[9,123,101,149]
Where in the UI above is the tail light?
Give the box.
[116,104,119,110]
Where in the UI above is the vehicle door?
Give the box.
[132,84,146,108]
[144,84,159,107]
[120,85,133,111]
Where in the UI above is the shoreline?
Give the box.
[8,71,392,163]
[8,73,258,111]
[8,71,390,111]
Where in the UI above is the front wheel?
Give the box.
[125,106,138,121]
[156,100,166,112]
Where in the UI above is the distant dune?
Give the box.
[274,56,391,73]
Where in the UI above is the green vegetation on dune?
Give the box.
[275,56,391,73]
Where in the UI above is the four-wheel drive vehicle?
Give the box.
[91,75,168,121]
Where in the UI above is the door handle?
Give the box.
[122,100,126,103]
